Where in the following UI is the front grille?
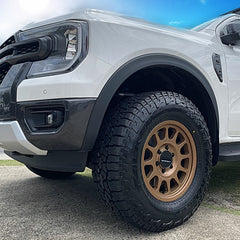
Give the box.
[0,36,15,50]
[0,64,11,81]
[15,42,39,55]
[0,36,52,84]
[0,36,16,83]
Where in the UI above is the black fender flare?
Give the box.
[82,54,219,153]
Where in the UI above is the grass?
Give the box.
[0,160,23,166]
[208,161,240,194]
[202,203,240,216]
[77,168,92,178]
[203,161,240,215]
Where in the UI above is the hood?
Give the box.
[21,9,214,43]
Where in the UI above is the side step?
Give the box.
[219,143,240,161]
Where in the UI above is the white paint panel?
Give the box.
[15,10,239,142]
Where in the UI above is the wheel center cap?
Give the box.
[160,151,173,169]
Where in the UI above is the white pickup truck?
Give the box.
[0,8,240,232]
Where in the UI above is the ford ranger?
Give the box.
[0,8,240,232]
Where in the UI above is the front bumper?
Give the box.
[0,97,96,155]
[1,98,95,172]
[0,121,46,155]
[0,33,97,171]
[0,54,96,156]
[16,98,96,151]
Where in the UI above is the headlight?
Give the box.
[17,21,88,78]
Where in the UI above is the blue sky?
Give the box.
[126,0,240,28]
[0,0,240,44]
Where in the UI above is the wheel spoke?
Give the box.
[159,127,168,141]
[166,180,171,193]
[171,130,179,143]
[177,141,187,150]
[147,145,156,153]
[155,133,161,145]
[180,153,190,159]
[143,157,155,167]
[165,127,169,140]
[155,177,161,191]
[179,166,188,173]
[173,173,181,186]
[147,168,158,180]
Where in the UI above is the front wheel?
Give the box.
[92,91,212,232]
[26,166,75,179]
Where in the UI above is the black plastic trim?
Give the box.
[0,36,52,67]
[17,98,96,150]
[5,150,88,172]
[0,36,15,50]
[212,53,223,82]
[0,63,32,120]
[82,54,219,152]
[219,143,240,161]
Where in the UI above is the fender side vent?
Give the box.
[212,53,223,82]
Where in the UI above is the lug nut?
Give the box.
[172,153,175,157]
[165,145,169,150]
[170,165,173,169]
[156,161,161,166]
[157,150,162,154]
[162,169,166,173]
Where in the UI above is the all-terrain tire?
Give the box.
[26,166,75,179]
[92,91,212,232]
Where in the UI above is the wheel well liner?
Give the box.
[82,54,219,162]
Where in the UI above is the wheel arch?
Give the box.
[83,54,219,165]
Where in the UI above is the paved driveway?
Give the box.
[0,166,240,240]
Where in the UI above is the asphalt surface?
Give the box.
[0,166,240,240]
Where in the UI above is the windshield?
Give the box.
[192,7,240,32]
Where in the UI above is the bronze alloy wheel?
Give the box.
[141,120,197,202]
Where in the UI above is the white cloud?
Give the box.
[169,21,182,26]
[0,0,123,44]
[200,0,206,4]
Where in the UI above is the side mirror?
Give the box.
[220,23,240,46]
